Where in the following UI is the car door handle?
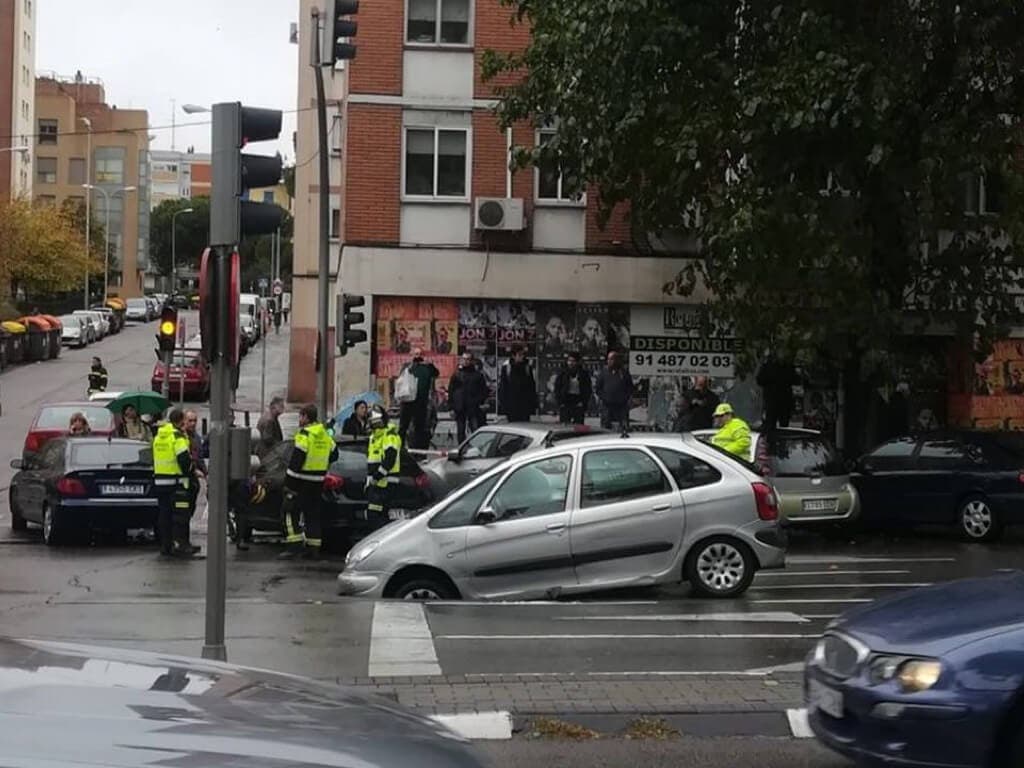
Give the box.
[545,523,566,533]
[651,504,671,512]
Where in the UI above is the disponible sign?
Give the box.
[629,305,741,378]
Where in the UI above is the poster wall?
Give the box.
[949,340,1024,430]
[374,298,459,406]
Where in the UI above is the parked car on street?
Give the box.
[232,438,440,547]
[144,296,159,320]
[125,297,149,321]
[23,402,117,462]
[151,349,210,400]
[239,312,258,347]
[9,437,156,544]
[90,304,121,333]
[74,309,108,339]
[852,430,1024,541]
[425,423,606,496]
[693,427,860,529]
[58,314,88,348]
[337,432,785,601]
[805,571,1024,768]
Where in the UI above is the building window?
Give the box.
[23,31,30,51]
[331,114,343,155]
[404,127,468,199]
[406,0,470,45]
[535,129,583,203]
[21,100,29,120]
[38,119,58,145]
[262,190,275,203]
[24,0,32,18]
[36,157,57,184]
[36,195,55,206]
[963,170,1005,216]
[22,65,29,86]
[94,147,125,184]
[68,157,86,184]
[330,208,341,239]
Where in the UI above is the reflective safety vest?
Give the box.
[153,422,190,486]
[712,416,752,459]
[368,424,402,489]
[286,422,334,483]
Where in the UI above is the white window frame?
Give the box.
[401,125,472,203]
[534,128,586,207]
[405,0,474,47]
[330,113,343,155]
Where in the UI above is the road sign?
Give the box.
[273,283,283,296]
[258,277,269,289]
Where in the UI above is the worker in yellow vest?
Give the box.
[366,405,403,520]
[152,408,198,559]
[279,403,338,560]
[711,402,752,459]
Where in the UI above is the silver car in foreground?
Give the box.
[338,433,786,601]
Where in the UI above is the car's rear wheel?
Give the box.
[686,536,756,598]
[42,504,63,546]
[958,495,1003,542]
[9,490,27,532]
[392,576,457,601]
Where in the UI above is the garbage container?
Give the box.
[39,314,62,358]
[106,299,126,332]
[1,321,27,365]
[0,327,8,370]
[19,316,51,361]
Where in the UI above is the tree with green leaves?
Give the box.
[485,1,1024,448]
[149,197,211,278]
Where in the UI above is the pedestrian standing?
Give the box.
[449,352,488,442]
[399,349,439,450]
[183,409,205,524]
[256,396,285,458]
[554,351,593,425]
[366,405,403,520]
[341,400,371,438]
[711,402,752,458]
[498,346,538,423]
[67,412,92,436]
[688,375,720,430]
[118,404,152,442]
[278,404,338,560]
[757,354,799,431]
[594,350,633,431]
[152,408,198,559]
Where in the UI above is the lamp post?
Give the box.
[83,184,137,301]
[79,117,93,309]
[171,207,194,294]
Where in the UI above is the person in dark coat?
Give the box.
[449,352,488,442]
[594,350,633,431]
[498,346,537,423]
[688,375,720,430]
[341,400,370,438]
[399,349,440,449]
[757,355,799,430]
[554,351,593,425]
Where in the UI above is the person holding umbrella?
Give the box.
[117,404,152,442]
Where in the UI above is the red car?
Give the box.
[23,402,118,462]
[151,350,210,400]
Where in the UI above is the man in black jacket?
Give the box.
[498,346,537,423]
[688,375,720,430]
[449,352,488,443]
[594,350,633,431]
[554,352,592,425]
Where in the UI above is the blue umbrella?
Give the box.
[333,391,383,427]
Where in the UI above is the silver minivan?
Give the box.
[338,433,786,601]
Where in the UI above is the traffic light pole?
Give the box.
[160,349,172,400]
[312,6,331,421]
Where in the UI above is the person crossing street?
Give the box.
[278,404,338,560]
[87,357,108,396]
[366,405,402,521]
[152,408,198,559]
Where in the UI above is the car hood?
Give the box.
[0,638,484,767]
[833,572,1024,655]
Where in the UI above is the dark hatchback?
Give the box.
[805,572,1024,768]
[9,437,156,546]
[0,637,486,767]
[852,430,1024,541]
[232,438,440,546]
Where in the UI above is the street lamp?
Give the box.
[181,104,210,115]
[83,183,137,302]
[0,145,29,154]
[171,207,195,294]
[80,116,93,309]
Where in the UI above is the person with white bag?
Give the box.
[396,348,439,449]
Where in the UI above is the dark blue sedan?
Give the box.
[805,572,1024,767]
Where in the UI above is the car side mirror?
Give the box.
[475,507,498,524]
[447,452,462,464]
[9,458,23,470]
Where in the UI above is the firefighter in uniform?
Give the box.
[366,405,402,520]
[152,408,197,559]
[279,404,338,560]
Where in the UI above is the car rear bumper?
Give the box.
[59,498,159,527]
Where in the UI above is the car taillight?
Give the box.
[573,425,591,433]
[752,482,778,521]
[57,477,87,497]
[414,473,430,489]
[24,432,41,453]
[323,473,344,491]
[1018,470,1024,485]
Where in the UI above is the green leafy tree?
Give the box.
[238,210,294,291]
[149,197,211,277]
[485,1,1024,447]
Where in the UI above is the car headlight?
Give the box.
[868,655,903,685]
[896,659,942,692]
[345,540,380,568]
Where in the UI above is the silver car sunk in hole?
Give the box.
[338,433,787,601]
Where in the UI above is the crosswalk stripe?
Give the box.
[754,582,931,590]
[551,611,809,623]
[437,633,821,640]
[368,602,441,677]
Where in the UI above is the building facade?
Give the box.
[149,149,210,209]
[34,74,151,298]
[0,0,36,200]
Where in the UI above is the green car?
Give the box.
[694,427,860,529]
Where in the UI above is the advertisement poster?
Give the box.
[949,340,1024,430]
[576,303,609,360]
[537,303,576,357]
[374,297,458,406]
[629,305,740,379]
[537,357,563,415]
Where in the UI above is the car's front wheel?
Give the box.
[391,575,457,601]
[958,495,1003,542]
[686,536,757,598]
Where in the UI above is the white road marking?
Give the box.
[787,555,955,564]
[437,633,820,640]
[464,669,784,678]
[431,711,513,740]
[745,661,806,674]
[754,582,931,590]
[756,570,911,577]
[368,602,441,677]
[750,598,873,604]
[426,600,660,607]
[552,611,809,624]
[802,614,840,620]
[787,708,813,738]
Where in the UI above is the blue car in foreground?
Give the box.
[805,572,1024,767]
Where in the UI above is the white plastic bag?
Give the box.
[394,366,417,403]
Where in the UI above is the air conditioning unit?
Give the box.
[474,197,525,231]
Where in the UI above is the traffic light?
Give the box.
[322,0,358,65]
[337,293,367,356]
[157,306,178,353]
[210,102,285,247]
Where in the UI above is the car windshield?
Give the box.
[37,405,114,430]
[764,435,843,477]
[71,442,152,468]
[127,299,146,307]
[58,315,78,325]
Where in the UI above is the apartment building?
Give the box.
[150,149,210,208]
[293,0,722,425]
[34,73,151,298]
[0,0,36,200]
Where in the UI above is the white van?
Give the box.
[239,294,259,339]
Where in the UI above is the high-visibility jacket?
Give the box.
[286,422,335,484]
[153,422,191,487]
[712,416,752,459]
[368,424,402,489]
